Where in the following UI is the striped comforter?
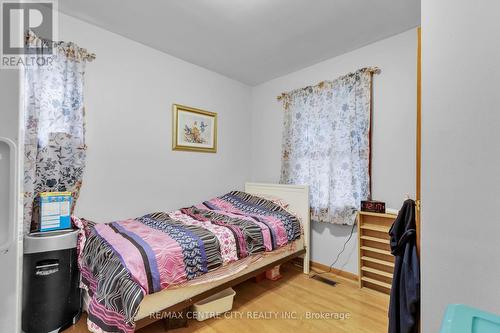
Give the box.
[77,191,301,333]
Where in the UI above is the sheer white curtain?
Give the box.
[280,68,374,225]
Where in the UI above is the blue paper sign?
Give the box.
[39,192,72,232]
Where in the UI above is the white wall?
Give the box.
[422,1,500,331]
[0,71,19,140]
[58,14,253,221]
[250,29,417,273]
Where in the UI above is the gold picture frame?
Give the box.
[172,104,217,153]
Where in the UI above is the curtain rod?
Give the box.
[277,66,380,101]
[26,30,96,62]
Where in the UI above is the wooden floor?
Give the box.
[66,264,389,333]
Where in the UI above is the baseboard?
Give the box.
[292,258,358,282]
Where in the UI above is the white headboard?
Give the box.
[244,182,310,274]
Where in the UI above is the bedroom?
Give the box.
[0,1,499,333]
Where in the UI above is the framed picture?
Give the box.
[172,104,217,153]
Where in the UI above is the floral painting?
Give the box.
[183,119,209,144]
[172,104,217,152]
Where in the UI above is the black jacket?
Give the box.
[388,199,420,333]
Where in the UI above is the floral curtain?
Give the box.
[23,31,95,234]
[280,67,376,225]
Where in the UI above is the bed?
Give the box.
[78,182,310,333]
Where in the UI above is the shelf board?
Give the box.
[361,266,394,278]
[361,276,392,289]
[360,246,392,256]
[360,224,390,233]
[358,211,397,219]
[360,235,390,244]
[361,256,395,268]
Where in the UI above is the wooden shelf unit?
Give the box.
[357,211,397,295]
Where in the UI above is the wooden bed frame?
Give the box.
[134,182,310,330]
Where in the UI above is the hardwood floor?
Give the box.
[65,264,389,333]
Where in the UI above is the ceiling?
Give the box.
[59,0,420,85]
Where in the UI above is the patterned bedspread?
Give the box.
[76,191,301,333]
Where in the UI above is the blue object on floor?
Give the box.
[440,304,500,333]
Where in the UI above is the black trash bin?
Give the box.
[22,229,81,333]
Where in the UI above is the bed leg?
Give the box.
[253,272,266,283]
[162,308,189,331]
